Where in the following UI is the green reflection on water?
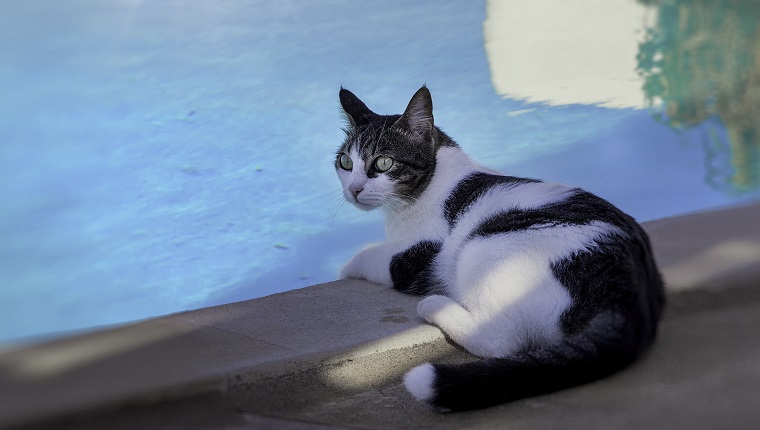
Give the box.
[637,0,760,194]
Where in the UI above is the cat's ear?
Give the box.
[340,87,376,129]
[394,86,434,139]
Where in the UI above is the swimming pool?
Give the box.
[1,0,758,343]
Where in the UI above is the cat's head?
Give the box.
[335,86,440,211]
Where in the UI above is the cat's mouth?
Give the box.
[352,199,380,211]
[350,195,382,211]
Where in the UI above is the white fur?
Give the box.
[383,147,487,242]
[403,363,436,401]
[433,181,576,293]
[427,222,620,357]
[339,240,406,286]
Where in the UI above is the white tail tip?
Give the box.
[403,363,436,402]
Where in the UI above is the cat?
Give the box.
[335,86,665,412]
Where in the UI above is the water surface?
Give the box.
[1,0,758,343]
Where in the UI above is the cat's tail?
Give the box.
[403,310,658,412]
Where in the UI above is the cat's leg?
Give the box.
[417,295,504,358]
[430,234,572,358]
[389,241,442,295]
[341,240,442,293]
[340,242,403,287]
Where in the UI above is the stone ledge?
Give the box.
[1,203,759,429]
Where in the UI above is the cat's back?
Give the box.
[440,170,645,241]
[435,168,663,319]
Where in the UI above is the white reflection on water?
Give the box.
[485,0,654,108]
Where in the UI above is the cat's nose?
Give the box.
[348,181,365,199]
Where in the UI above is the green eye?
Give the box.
[374,156,393,172]
[338,153,353,170]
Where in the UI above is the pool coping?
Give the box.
[1,202,759,429]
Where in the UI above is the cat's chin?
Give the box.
[354,202,380,211]
[352,201,380,211]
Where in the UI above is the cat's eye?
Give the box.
[374,156,393,172]
[338,153,353,171]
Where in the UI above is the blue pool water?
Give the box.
[1,0,758,343]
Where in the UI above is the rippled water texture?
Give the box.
[0,0,758,342]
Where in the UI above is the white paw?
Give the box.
[339,251,366,280]
[338,243,395,286]
[417,295,455,323]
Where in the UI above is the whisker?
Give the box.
[327,192,350,226]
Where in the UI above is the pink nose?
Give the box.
[350,186,363,198]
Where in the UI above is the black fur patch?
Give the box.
[470,190,638,238]
[390,241,442,295]
[553,233,665,343]
[443,173,540,227]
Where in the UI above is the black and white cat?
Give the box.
[335,86,665,412]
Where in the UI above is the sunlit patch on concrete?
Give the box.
[664,240,760,291]
[2,323,194,380]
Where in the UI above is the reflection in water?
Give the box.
[637,0,760,193]
[484,0,653,108]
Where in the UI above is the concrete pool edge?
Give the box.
[1,202,759,429]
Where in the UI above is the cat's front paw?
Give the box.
[339,251,367,280]
[339,243,394,286]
